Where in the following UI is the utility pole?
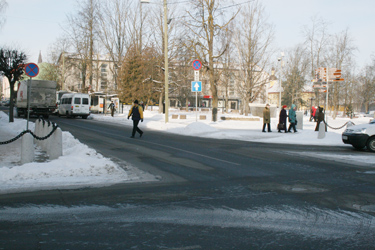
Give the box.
[163,0,169,123]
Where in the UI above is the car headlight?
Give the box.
[352,128,367,134]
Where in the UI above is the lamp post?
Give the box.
[163,0,169,123]
[141,0,169,123]
[277,52,284,109]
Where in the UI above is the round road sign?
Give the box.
[192,60,202,71]
[25,63,39,78]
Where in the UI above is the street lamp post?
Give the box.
[163,0,169,123]
[277,52,284,109]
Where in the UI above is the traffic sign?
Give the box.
[313,85,327,89]
[194,71,199,81]
[25,63,39,78]
[191,81,202,92]
[192,60,202,70]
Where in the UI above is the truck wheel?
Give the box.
[367,137,375,152]
[82,115,88,119]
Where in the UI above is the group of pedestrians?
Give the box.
[263,104,325,133]
[263,104,298,133]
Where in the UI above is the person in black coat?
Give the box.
[278,105,288,133]
[314,106,326,131]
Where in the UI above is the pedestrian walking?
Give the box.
[140,101,145,111]
[262,104,272,132]
[278,105,288,133]
[128,100,144,138]
[314,106,326,131]
[310,106,316,122]
[108,101,115,117]
[313,106,318,122]
[287,104,297,133]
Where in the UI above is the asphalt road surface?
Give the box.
[1,115,375,249]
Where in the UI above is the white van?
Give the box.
[58,93,90,119]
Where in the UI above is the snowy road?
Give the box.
[1,116,375,249]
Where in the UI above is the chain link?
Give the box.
[323,120,355,130]
[0,121,59,145]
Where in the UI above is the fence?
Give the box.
[0,118,62,164]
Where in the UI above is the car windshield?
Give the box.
[371,119,375,124]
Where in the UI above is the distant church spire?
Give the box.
[38,51,43,64]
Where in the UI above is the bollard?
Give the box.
[34,119,41,146]
[21,133,34,164]
[41,122,52,151]
[48,127,63,160]
[317,122,326,139]
[296,111,303,130]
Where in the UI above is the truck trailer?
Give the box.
[16,80,57,118]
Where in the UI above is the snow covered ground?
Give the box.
[1,108,374,194]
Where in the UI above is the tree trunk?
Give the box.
[8,85,15,123]
[159,92,163,113]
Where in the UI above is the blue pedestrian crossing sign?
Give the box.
[191,81,202,92]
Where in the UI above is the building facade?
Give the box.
[57,53,117,94]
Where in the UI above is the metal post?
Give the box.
[325,67,329,126]
[163,0,169,123]
[195,92,198,122]
[26,77,31,130]
[279,62,281,109]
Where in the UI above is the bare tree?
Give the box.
[64,0,99,92]
[358,57,375,113]
[233,0,274,115]
[144,1,181,113]
[326,28,357,118]
[97,0,132,92]
[184,0,238,121]
[0,48,27,122]
[302,16,330,78]
[282,44,310,107]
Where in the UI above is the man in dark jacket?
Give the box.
[315,106,326,131]
[128,100,144,138]
[278,105,287,133]
[108,101,115,117]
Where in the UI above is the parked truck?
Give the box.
[16,80,57,118]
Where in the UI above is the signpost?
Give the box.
[24,63,39,130]
[313,67,345,127]
[192,60,202,121]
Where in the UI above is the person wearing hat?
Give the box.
[315,106,326,132]
[128,100,144,138]
[108,101,116,117]
[278,105,288,133]
[262,104,272,132]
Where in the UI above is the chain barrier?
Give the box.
[0,119,59,145]
[323,120,355,130]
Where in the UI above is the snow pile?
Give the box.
[0,111,130,194]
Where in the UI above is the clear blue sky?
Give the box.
[1,0,374,69]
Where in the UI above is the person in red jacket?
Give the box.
[128,100,144,138]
